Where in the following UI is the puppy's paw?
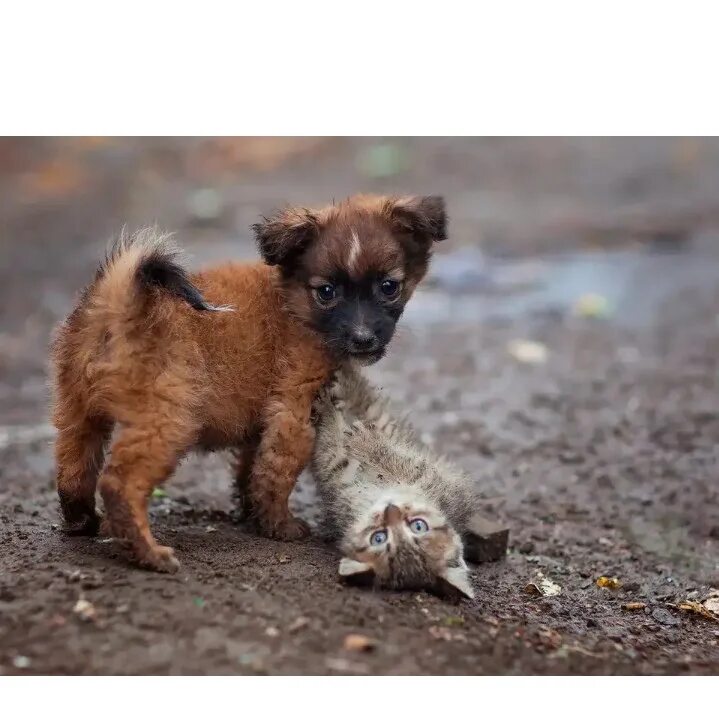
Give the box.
[258,514,311,541]
[137,544,180,574]
[62,510,102,537]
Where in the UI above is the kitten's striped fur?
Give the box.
[311,365,480,599]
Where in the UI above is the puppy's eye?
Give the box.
[379,279,401,299]
[314,284,336,304]
[409,518,429,534]
[370,529,388,546]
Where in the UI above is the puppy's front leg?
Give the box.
[249,392,317,540]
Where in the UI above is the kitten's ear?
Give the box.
[338,557,375,587]
[383,195,447,243]
[253,207,319,267]
[435,566,475,601]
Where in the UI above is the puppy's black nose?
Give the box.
[348,328,380,353]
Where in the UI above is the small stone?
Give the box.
[325,657,369,673]
[507,339,548,364]
[652,607,680,626]
[277,555,291,564]
[73,598,97,622]
[265,626,280,638]
[12,655,31,669]
[205,525,217,533]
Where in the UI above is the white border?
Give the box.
[2,1,719,134]
[0,676,717,717]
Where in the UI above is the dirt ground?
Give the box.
[1,138,718,675]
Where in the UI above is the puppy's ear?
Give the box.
[338,557,375,587]
[384,195,447,243]
[253,207,319,267]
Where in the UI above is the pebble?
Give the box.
[652,607,680,626]
[73,598,97,622]
[12,655,31,669]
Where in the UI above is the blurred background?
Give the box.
[2,137,719,422]
[1,138,718,674]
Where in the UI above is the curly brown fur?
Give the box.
[51,195,446,572]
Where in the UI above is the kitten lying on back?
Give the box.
[311,366,481,600]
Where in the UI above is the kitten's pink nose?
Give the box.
[383,504,402,526]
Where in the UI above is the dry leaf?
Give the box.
[623,602,647,610]
[525,571,562,597]
[343,633,376,652]
[703,590,719,616]
[674,600,719,622]
[507,339,548,365]
[287,616,310,633]
[596,576,622,590]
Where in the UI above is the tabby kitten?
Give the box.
[311,366,481,600]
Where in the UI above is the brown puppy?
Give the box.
[51,194,447,572]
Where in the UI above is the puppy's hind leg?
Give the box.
[55,413,114,536]
[99,419,192,573]
[231,435,259,521]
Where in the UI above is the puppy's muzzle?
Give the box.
[347,328,381,354]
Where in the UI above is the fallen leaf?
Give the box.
[596,576,622,589]
[73,598,97,622]
[703,590,719,616]
[674,600,719,622]
[192,597,206,609]
[343,633,376,652]
[443,616,465,627]
[287,616,310,633]
[525,572,562,597]
[573,293,611,318]
[507,339,548,365]
[623,602,647,610]
[277,555,291,564]
[151,487,167,499]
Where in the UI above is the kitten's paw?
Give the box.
[258,515,311,541]
[328,376,346,409]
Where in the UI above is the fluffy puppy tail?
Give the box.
[97,227,225,310]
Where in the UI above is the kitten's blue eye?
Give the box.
[370,529,388,546]
[409,518,429,534]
